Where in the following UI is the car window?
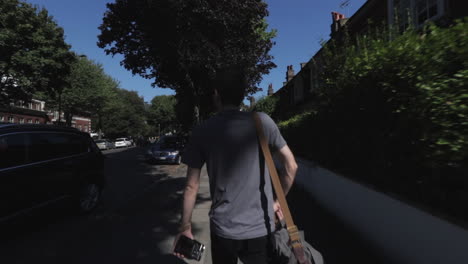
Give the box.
[0,134,28,169]
[160,142,177,149]
[67,134,88,155]
[88,137,100,153]
[29,132,87,162]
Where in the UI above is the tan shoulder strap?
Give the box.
[253,112,309,264]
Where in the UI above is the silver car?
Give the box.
[94,139,115,150]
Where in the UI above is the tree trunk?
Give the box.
[65,112,73,127]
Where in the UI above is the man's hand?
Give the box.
[173,167,200,259]
[172,227,194,259]
[273,199,284,221]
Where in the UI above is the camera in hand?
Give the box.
[174,235,205,261]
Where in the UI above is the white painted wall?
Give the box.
[295,158,468,264]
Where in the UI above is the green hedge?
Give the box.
[279,19,468,223]
[253,96,279,116]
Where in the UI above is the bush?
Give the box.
[280,19,468,223]
[253,95,279,116]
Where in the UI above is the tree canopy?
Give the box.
[60,55,117,126]
[147,95,178,135]
[253,95,279,116]
[0,0,74,105]
[100,88,149,138]
[97,0,276,126]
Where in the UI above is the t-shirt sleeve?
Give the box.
[182,127,205,169]
[259,112,287,151]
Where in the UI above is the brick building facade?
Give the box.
[0,99,92,133]
[272,0,466,108]
[0,99,48,125]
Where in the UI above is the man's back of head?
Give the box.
[212,66,247,108]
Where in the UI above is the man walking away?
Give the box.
[173,67,298,264]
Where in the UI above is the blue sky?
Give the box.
[25,0,366,103]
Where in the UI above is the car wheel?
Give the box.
[78,183,101,213]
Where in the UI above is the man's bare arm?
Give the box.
[275,145,298,195]
[173,167,201,258]
[180,167,201,229]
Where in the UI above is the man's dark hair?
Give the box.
[213,66,248,107]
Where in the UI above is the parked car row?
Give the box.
[93,137,134,150]
[0,123,105,223]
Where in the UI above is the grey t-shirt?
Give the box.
[182,110,287,240]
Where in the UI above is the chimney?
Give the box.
[286,65,295,82]
[267,83,274,96]
[332,11,346,22]
[330,11,348,36]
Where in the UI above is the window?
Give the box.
[389,0,444,30]
[0,116,4,122]
[27,119,32,124]
[29,133,68,162]
[392,0,412,31]
[78,125,82,131]
[35,119,39,124]
[0,134,28,169]
[8,116,15,123]
[19,118,24,124]
[67,134,88,155]
[29,132,88,162]
[416,0,438,25]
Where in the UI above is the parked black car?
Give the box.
[145,135,187,164]
[0,124,105,223]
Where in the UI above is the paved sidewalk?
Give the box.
[187,167,212,264]
[162,166,212,264]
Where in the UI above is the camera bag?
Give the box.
[253,112,324,264]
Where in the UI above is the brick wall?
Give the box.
[0,112,47,124]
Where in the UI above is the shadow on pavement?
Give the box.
[0,147,210,264]
[287,183,386,264]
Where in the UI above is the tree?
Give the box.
[59,55,116,126]
[253,95,278,116]
[97,0,276,127]
[147,95,178,135]
[100,88,149,138]
[0,0,74,105]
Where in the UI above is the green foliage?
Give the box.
[59,55,117,125]
[147,95,178,135]
[253,95,278,116]
[0,0,74,104]
[313,19,468,169]
[100,88,149,138]
[97,0,276,128]
[279,19,468,221]
[278,111,314,131]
